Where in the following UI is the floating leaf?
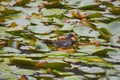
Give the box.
[12,69,35,75]
[30,41,51,52]
[34,74,55,80]
[87,12,103,19]
[53,70,74,76]
[0,73,17,80]
[0,27,12,38]
[77,45,114,56]
[63,75,85,80]
[13,0,31,6]
[10,57,38,67]
[36,59,71,70]
[29,25,52,34]
[0,63,11,73]
[109,7,120,15]
[78,1,101,10]
[46,51,69,57]
[107,50,120,60]
[98,27,110,41]
[1,47,21,54]
[73,26,100,37]
[107,21,120,35]
[78,66,105,74]
[60,23,74,31]
[41,9,64,18]
[6,26,25,32]
[0,53,47,59]
[84,74,99,79]
[44,59,71,70]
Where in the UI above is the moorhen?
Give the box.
[43,34,76,48]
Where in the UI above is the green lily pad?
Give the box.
[13,0,31,6]
[0,73,17,80]
[30,41,51,52]
[0,53,47,59]
[39,59,71,70]
[84,74,99,79]
[53,70,74,76]
[109,76,120,80]
[29,25,52,34]
[106,69,119,75]
[10,57,38,67]
[6,26,25,32]
[114,65,120,71]
[12,69,35,75]
[73,26,100,37]
[34,74,55,80]
[77,45,114,56]
[109,7,120,15]
[87,12,103,19]
[63,75,85,80]
[35,33,57,40]
[107,21,120,35]
[78,1,100,10]
[0,63,11,73]
[7,18,30,27]
[78,66,105,74]
[1,47,21,54]
[98,27,110,41]
[104,58,120,63]
[0,27,12,38]
[46,51,69,57]
[41,9,64,18]
[60,23,74,31]
[107,50,120,60]
[0,5,20,15]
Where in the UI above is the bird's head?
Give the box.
[67,34,76,41]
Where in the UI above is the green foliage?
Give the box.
[0,0,120,80]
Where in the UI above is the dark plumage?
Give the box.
[43,34,76,48]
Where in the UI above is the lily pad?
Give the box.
[53,70,74,76]
[0,63,11,73]
[41,9,64,18]
[78,66,105,74]
[0,27,12,38]
[44,59,71,70]
[13,0,31,6]
[6,26,25,32]
[12,69,35,75]
[46,51,69,57]
[0,73,17,80]
[29,25,52,34]
[10,57,38,67]
[107,50,120,60]
[30,41,51,52]
[37,59,71,70]
[77,45,114,56]
[73,26,100,37]
[63,75,85,80]
[1,47,21,54]
[60,23,74,31]
[78,1,100,10]
[34,74,55,80]
[107,21,120,35]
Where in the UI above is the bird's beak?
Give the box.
[71,36,76,41]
